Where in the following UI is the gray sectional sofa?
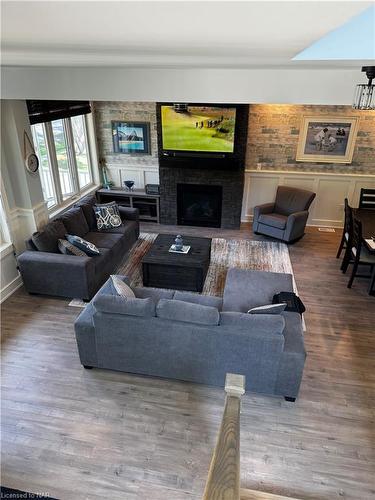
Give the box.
[74,268,306,400]
[18,194,140,300]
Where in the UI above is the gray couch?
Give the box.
[253,186,316,242]
[18,194,140,300]
[74,268,306,400]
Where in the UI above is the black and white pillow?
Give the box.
[58,238,87,256]
[94,202,122,231]
[247,303,287,315]
[65,234,100,256]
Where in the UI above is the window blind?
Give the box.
[27,100,91,125]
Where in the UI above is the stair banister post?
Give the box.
[203,373,246,500]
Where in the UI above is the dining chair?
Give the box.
[359,188,375,210]
[346,218,375,292]
[336,198,353,259]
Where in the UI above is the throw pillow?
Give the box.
[58,238,87,256]
[94,202,122,231]
[74,194,97,230]
[248,303,287,315]
[111,275,135,298]
[31,219,67,253]
[58,207,89,237]
[65,234,100,256]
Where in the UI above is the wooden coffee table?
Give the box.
[141,234,212,292]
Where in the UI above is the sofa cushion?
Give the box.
[223,268,293,312]
[31,219,67,253]
[93,294,155,317]
[94,202,122,231]
[59,207,89,237]
[258,213,287,230]
[96,219,137,235]
[157,299,220,326]
[75,194,97,230]
[220,311,285,334]
[58,238,87,256]
[248,303,287,315]
[111,275,135,298]
[173,291,223,311]
[134,287,175,304]
[66,234,100,256]
[84,231,123,250]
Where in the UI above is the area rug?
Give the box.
[117,232,295,297]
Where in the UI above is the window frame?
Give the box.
[32,114,95,214]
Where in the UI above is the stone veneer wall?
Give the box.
[93,101,158,180]
[246,104,375,174]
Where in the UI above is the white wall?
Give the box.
[0,245,21,303]
[1,100,48,248]
[242,169,375,227]
[1,100,48,301]
[1,66,361,105]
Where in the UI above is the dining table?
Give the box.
[354,208,375,253]
[354,208,375,295]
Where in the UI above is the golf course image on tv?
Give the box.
[161,105,236,153]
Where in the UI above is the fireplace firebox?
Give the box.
[177,183,223,227]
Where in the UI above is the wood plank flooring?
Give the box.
[1,224,375,500]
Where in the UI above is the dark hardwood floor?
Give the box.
[1,224,374,500]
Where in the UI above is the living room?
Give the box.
[1,1,375,500]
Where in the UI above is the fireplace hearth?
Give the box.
[177,184,222,227]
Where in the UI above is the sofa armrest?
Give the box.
[119,206,139,222]
[284,210,309,241]
[17,251,96,299]
[253,202,275,221]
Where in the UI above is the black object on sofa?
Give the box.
[18,194,140,300]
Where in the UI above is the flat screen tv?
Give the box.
[160,104,237,155]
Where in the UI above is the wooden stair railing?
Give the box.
[203,374,302,500]
[203,373,246,500]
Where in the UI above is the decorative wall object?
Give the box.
[94,102,158,188]
[112,121,151,154]
[296,116,359,164]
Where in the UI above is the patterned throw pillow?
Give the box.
[58,238,87,256]
[111,275,135,298]
[94,202,122,231]
[248,303,287,315]
[65,234,100,256]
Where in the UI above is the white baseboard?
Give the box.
[1,275,23,304]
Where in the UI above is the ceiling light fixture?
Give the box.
[353,66,375,110]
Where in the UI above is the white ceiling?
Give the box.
[1,1,373,68]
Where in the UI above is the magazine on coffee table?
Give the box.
[169,245,191,254]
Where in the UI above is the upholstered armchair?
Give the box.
[253,186,316,243]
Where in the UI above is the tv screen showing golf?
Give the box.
[161,104,237,153]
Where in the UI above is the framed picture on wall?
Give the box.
[296,116,359,164]
[112,121,151,154]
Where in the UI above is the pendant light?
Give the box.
[353,66,375,110]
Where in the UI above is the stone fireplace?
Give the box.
[159,165,245,228]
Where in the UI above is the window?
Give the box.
[31,115,93,211]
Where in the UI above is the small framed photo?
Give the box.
[296,116,359,164]
[112,121,151,155]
